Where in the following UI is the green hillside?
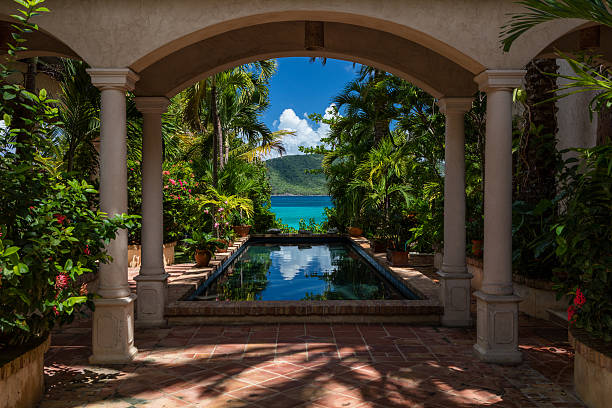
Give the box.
[266,154,328,195]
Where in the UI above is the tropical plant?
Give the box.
[553,145,612,340]
[182,231,225,255]
[198,186,253,239]
[0,0,137,346]
[179,61,278,186]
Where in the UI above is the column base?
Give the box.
[135,273,169,327]
[473,290,522,364]
[438,270,472,327]
[90,294,138,364]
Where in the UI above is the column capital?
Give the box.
[87,68,139,91]
[474,69,526,92]
[134,96,170,114]
[437,97,473,114]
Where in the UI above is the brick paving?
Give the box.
[40,316,584,407]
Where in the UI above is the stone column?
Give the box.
[473,70,525,364]
[437,97,473,327]
[134,97,170,327]
[87,68,139,364]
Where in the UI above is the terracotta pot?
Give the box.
[471,239,483,257]
[386,249,410,266]
[194,249,212,267]
[232,225,251,237]
[347,226,363,237]
[370,239,388,253]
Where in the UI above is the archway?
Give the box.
[0,0,590,366]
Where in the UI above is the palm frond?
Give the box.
[501,0,612,51]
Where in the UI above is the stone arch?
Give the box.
[0,16,81,60]
[133,21,478,99]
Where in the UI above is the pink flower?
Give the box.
[83,245,91,255]
[567,305,577,324]
[214,223,219,229]
[574,288,586,307]
[55,273,69,290]
[169,178,176,185]
[204,209,209,214]
[54,214,67,225]
[52,306,59,316]
[164,185,169,189]
[218,207,224,212]
[188,189,192,193]
[179,180,183,186]
[163,170,170,175]
[225,222,229,226]
[224,201,228,204]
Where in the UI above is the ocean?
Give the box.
[270,196,333,229]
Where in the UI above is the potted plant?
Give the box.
[466,211,484,258]
[385,212,417,266]
[183,231,226,267]
[231,210,252,237]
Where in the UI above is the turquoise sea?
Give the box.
[270,196,332,229]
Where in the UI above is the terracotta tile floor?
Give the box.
[40,316,584,407]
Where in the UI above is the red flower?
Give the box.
[163,170,170,175]
[574,288,586,307]
[54,214,67,225]
[55,273,69,290]
[83,245,91,255]
[52,306,59,316]
[567,305,577,324]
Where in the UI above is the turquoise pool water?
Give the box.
[270,196,332,229]
[195,242,405,301]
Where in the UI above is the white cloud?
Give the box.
[269,104,335,158]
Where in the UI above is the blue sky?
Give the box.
[263,58,359,156]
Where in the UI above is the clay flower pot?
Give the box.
[347,226,363,237]
[386,249,410,266]
[232,225,251,237]
[471,239,483,257]
[194,249,212,267]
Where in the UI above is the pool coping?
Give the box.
[164,234,442,324]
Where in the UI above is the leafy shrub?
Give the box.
[0,0,136,347]
[553,145,612,341]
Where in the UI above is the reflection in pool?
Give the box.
[195,243,406,301]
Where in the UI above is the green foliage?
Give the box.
[552,145,612,340]
[182,231,225,255]
[265,154,327,195]
[500,0,612,52]
[0,0,137,347]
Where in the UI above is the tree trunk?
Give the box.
[514,58,559,204]
[597,104,612,146]
[211,84,223,187]
[372,69,388,145]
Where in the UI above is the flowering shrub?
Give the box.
[0,0,137,347]
[554,145,612,341]
[128,160,200,243]
[0,174,137,346]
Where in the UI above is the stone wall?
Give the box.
[0,336,50,408]
[466,257,568,320]
[570,329,612,408]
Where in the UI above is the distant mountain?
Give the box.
[265,154,328,195]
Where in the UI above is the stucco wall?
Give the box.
[556,59,598,157]
[0,337,50,408]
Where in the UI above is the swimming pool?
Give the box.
[188,237,418,301]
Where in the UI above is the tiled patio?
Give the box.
[40,316,583,407]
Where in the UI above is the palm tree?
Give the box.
[180,60,278,186]
[52,59,100,174]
